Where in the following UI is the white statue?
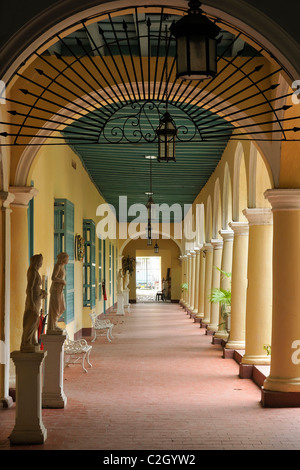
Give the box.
[117,269,123,294]
[20,254,47,352]
[47,252,69,334]
[124,270,130,289]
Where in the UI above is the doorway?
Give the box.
[136,257,161,303]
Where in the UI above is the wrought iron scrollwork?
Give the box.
[98,100,204,144]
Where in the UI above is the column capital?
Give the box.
[0,191,15,208]
[189,250,196,257]
[219,229,234,242]
[203,242,213,252]
[9,186,38,208]
[229,221,249,236]
[264,188,300,211]
[210,239,223,250]
[243,208,273,225]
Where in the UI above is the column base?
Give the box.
[225,339,245,350]
[42,391,67,409]
[10,350,47,445]
[1,395,14,408]
[239,363,254,379]
[241,354,271,365]
[41,334,67,409]
[194,313,204,323]
[212,336,223,344]
[214,330,229,341]
[10,423,47,445]
[205,328,214,336]
[261,388,300,408]
[207,323,218,332]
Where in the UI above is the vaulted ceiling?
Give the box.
[4,6,295,221]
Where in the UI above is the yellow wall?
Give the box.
[28,138,118,338]
[122,238,182,302]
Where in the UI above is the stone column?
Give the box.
[207,239,223,333]
[9,186,38,387]
[192,247,200,316]
[189,250,196,314]
[261,190,300,407]
[225,221,249,353]
[0,191,15,408]
[179,256,184,305]
[181,255,188,307]
[201,243,213,327]
[10,350,47,445]
[214,230,234,342]
[195,246,206,322]
[240,209,273,378]
[186,252,192,310]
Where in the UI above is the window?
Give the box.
[54,199,74,323]
[83,219,96,308]
[98,236,102,300]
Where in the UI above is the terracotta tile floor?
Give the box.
[1,302,300,451]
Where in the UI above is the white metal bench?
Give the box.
[64,331,92,373]
[89,312,114,343]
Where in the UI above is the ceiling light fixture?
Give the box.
[171,0,220,80]
[156,26,177,163]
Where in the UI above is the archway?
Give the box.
[121,232,182,303]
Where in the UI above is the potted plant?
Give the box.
[181,282,188,292]
[209,268,231,333]
[122,255,136,275]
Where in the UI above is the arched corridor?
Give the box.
[1,0,300,452]
[2,302,300,451]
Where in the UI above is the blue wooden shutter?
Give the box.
[98,236,102,300]
[54,199,74,324]
[83,219,96,308]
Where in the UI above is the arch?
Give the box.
[232,142,245,221]
[248,142,257,208]
[222,162,233,229]
[212,178,222,239]
[205,195,212,242]
[13,73,283,187]
[0,2,295,187]
[1,0,299,85]
[255,149,273,208]
[0,108,9,192]
[195,203,205,246]
[119,229,183,257]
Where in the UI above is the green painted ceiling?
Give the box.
[63,101,233,222]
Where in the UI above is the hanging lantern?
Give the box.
[156,111,177,163]
[154,242,159,254]
[171,0,220,80]
[147,220,152,245]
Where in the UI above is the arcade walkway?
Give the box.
[1,303,300,451]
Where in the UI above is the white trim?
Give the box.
[243,208,273,225]
[264,189,300,211]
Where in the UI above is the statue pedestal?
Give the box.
[116,292,125,315]
[41,333,67,408]
[10,350,47,445]
[123,288,130,311]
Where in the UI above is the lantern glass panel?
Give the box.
[176,35,217,80]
